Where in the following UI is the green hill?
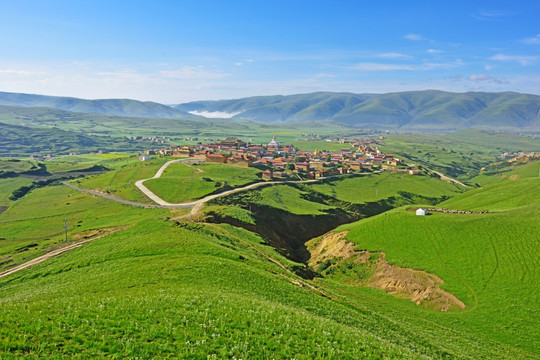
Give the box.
[0,178,535,358]
[0,91,194,118]
[176,90,540,132]
[0,121,153,156]
[323,177,539,354]
[0,144,538,358]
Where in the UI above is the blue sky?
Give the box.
[1,0,539,103]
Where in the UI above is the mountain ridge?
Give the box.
[0,91,195,119]
[176,90,540,132]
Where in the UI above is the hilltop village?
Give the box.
[142,136,421,180]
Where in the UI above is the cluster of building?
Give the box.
[141,136,420,180]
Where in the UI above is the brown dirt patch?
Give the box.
[307,231,465,311]
[509,174,520,180]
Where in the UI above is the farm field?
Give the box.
[143,162,262,203]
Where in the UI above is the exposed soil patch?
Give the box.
[0,206,8,214]
[307,231,465,311]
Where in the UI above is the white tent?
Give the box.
[416,208,427,216]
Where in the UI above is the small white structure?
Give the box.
[416,208,427,216]
[139,155,152,161]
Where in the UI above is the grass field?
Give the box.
[0,140,537,358]
[144,163,261,202]
[381,130,540,180]
[0,216,531,358]
[327,176,539,354]
[74,158,168,203]
[307,171,465,204]
[0,184,172,273]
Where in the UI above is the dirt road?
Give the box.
[0,228,124,279]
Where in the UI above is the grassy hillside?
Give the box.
[0,121,154,157]
[0,182,533,358]
[0,150,537,358]
[177,90,540,132]
[0,91,193,118]
[381,129,539,180]
[143,163,261,203]
[326,177,539,354]
[74,158,168,203]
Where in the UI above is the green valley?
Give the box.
[0,127,538,359]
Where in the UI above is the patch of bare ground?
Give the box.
[307,231,465,311]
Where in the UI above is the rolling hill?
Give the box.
[176,90,540,132]
[0,121,153,157]
[0,91,194,119]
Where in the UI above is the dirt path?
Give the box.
[66,158,377,219]
[0,227,124,279]
[431,170,471,187]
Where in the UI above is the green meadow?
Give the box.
[307,171,465,204]
[0,132,538,358]
[144,163,261,203]
[74,158,168,203]
[329,176,539,354]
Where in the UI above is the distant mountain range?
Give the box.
[175,90,540,132]
[0,91,194,119]
[1,90,539,132]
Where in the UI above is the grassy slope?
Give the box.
[144,163,261,202]
[331,177,539,354]
[308,172,465,204]
[381,130,539,180]
[0,184,172,272]
[0,200,473,359]
[75,158,168,203]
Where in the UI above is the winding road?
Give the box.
[65,159,374,217]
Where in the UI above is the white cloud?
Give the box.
[471,10,513,21]
[349,60,463,72]
[0,69,43,76]
[468,74,507,84]
[351,63,415,71]
[490,54,537,66]
[189,110,242,118]
[404,33,425,41]
[522,34,540,45]
[159,66,229,80]
[427,49,443,54]
[376,52,411,59]
[314,73,336,78]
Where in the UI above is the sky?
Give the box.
[0,0,539,103]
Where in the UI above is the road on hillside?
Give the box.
[431,170,470,187]
[65,158,376,217]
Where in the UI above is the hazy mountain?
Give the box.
[176,90,540,132]
[0,91,194,119]
[0,121,152,157]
